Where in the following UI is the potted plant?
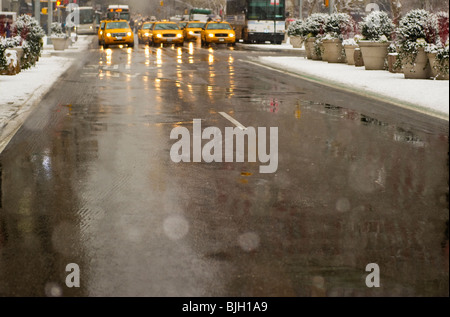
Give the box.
[287,19,306,48]
[396,9,437,79]
[343,35,362,65]
[426,11,449,80]
[357,11,395,70]
[50,22,67,51]
[387,43,402,73]
[322,12,355,63]
[304,13,328,60]
[14,14,45,69]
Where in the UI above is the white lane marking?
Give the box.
[219,112,247,131]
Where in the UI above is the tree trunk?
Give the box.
[389,0,402,25]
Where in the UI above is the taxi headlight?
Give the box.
[127,32,132,36]
[208,33,214,38]
[106,33,111,37]
[100,31,103,35]
[177,34,182,38]
[229,33,235,38]
[188,31,194,35]
[145,33,149,37]
[156,34,162,38]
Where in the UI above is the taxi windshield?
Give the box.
[106,22,129,29]
[142,23,154,29]
[154,23,179,30]
[206,23,232,30]
[187,23,205,28]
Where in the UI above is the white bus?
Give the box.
[75,6,97,35]
[107,5,131,21]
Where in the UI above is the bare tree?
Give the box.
[389,0,402,24]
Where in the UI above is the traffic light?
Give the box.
[42,7,48,14]
[324,0,329,7]
[56,0,61,6]
[160,1,164,6]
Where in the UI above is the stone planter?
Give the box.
[11,47,24,68]
[354,48,364,67]
[358,41,390,70]
[322,39,345,63]
[290,36,304,48]
[51,37,67,51]
[427,52,449,80]
[2,49,21,75]
[65,37,72,49]
[388,53,402,73]
[344,44,357,65]
[310,38,322,61]
[403,48,432,79]
[305,37,315,59]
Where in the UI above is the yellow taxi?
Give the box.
[137,21,155,44]
[201,21,236,46]
[101,20,135,49]
[98,20,109,45]
[182,21,205,41]
[178,21,188,29]
[151,21,184,46]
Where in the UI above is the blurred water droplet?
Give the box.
[336,198,351,212]
[312,276,325,288]
[45,282,63,297]
[163,216,189,240]
[238,232,260,252]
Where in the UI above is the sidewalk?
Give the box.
[0,35,92,153]
[253,54,449,120]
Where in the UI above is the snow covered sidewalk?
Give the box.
[0,35,92,153]
[255,56,449,120]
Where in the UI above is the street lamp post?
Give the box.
[34,0,40,25]
[48,0,53,37]
[299,0,303,19]
[273,0,278,44]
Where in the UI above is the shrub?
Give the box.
[324,12,356,40]
[304,13,328,38]
[396,9,438,66]
[287,19,306,37]
[13,15,45,69]
[359,11,395,42]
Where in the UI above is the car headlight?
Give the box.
[106,33,111,37]
[127,32,132,36]
[100,31,103,35]
[229,33,235,38]
[145,33,149,37]
[189,31,194,35]
[156,34,162,38]
[208,33,214,38]
[177,34,182,38]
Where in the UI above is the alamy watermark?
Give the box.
[365,263,380,288]
[65,263,80,288]
[65,3,80,28]
[170,119,278,173]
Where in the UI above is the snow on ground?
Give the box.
[241,37,305,51]
[242,43,305,51]
[0,35,92,152]
[256,56,449,119]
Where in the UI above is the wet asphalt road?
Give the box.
[0,37,448,297]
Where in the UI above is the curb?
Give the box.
[245,58,449,122]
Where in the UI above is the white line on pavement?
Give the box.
[219,112,247,131]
